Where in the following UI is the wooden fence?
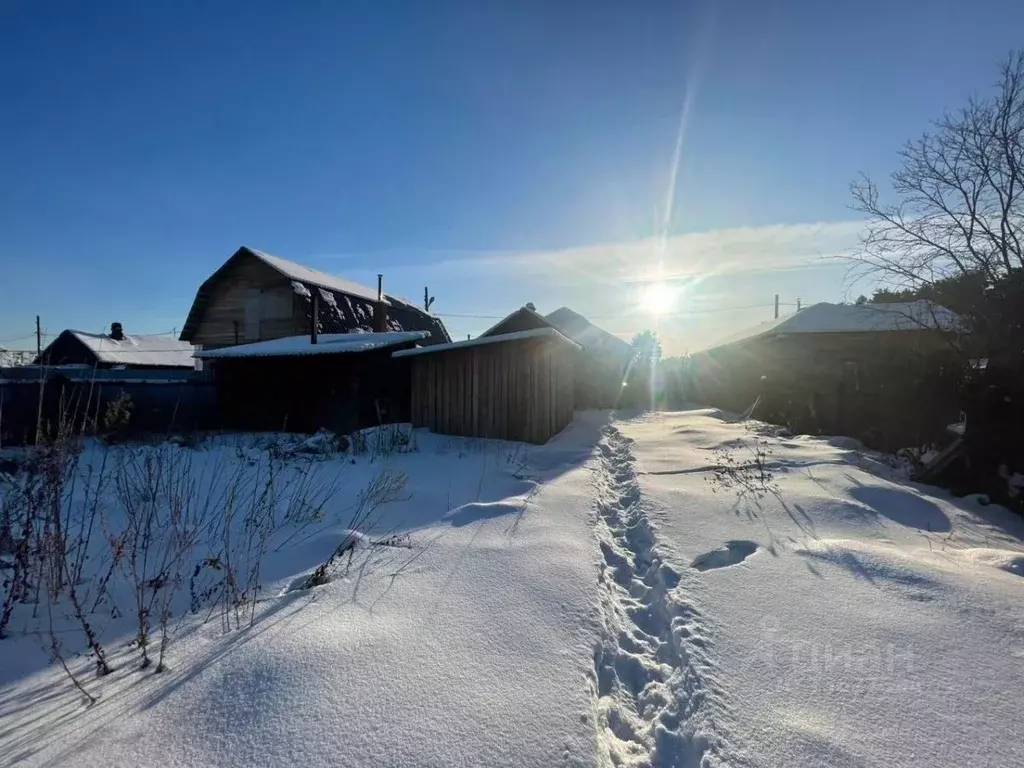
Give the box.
[0,367,216,446]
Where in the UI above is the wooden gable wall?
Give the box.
[190,257,307,349]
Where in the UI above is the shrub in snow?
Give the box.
[102,391,133,442]
[706,436,780,507]
[302,469,408,589]
[349,424,417,461]
[289,430,349,457]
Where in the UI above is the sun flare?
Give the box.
[640,282,675,315]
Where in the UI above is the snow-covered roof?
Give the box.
[68,331,196,368]
[544,307,633,359]
[711,300,961,349]
[248,248,389,305]
[392,327,580,358]
[0,347,32,368]
[479,305,550,338]
[197,331,428,359]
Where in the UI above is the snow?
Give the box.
[68,331,195,368]
[196,330,428,359]
[711,300,962,349]
[0,422,604,768]
[545,307,633,359]
[607,410,1024,766]
[249,248,387,304]
[391,327,579,357]
[2,410,1023,767]
[0,347,32,368]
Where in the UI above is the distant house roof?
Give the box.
[197,331,428,359]
[478,305,632,363]
[179,246,450,345]
[479,305,552,338]
[707,300,961,350]
[392,328,579,358]
[41,331,196,368]
[544,307,633,360]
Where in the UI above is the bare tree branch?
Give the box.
[851,52,1024,290]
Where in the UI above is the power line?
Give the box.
[434,312,505,320]
[435,302,802,322]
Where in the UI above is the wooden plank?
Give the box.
[471,347,479,436]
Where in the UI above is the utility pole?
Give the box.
[35,315,41,357]
[774,294,779,320]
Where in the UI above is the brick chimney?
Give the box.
[110,322,124,341]
[373,274,387,332]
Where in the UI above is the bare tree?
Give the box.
[851,52,1024,289]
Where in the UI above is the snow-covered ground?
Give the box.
[602,411,1024,767]
[2,410,1022,767]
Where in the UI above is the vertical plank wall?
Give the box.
[409,338,575,443]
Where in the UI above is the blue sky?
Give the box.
[2,0,1023,355]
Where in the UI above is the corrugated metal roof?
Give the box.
[391,327,579,358]
[197,331,428,359]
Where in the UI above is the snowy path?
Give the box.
[591,424,746,767]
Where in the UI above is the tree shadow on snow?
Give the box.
[847,483,951,533]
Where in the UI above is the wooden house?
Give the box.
[480,305,636,408]
[34,324,196,370]
[393,328,578,444]
[687,301,964,448]
[179,246,450,350]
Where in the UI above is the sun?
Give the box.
[640,282,675,315]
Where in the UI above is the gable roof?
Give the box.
[706,300,961,351]
[46,330,195,368]
[544,307,633,360]
[197,331,427,359]
[479,305,553,338]
[179,246,450,344]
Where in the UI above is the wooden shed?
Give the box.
[393,328,579,444]
[196,331,427,433]
[686,301,965,449]
[479,305,637,409]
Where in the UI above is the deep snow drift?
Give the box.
[2,410,1022,767]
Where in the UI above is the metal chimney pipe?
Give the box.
[374,274,387,332]
[311,290,319,345]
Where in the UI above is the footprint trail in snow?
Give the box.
[590,424,748,767]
